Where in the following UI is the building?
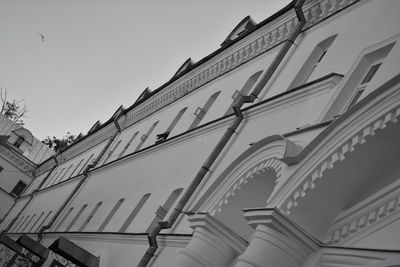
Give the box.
[0,114,54,221]
[1,0,400,266]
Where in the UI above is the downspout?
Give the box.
[37,115,123,241]
[1,155,59,233]
[137,0,306,266]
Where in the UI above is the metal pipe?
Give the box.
[137,1,306,265]
[37,116,123,241]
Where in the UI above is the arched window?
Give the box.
[225,71,263,115]
[102,140,122,164]
[98,198,125,232]
[119,193,151,233]
[29,212,44,233]
[290,35,337,88]
[79,201,103,231]
[66,204,87,231]
[54,207,74,231]
[135,122,159,152]
[156,108,187,143]
[146,188,183,232]
[37,211,52,232]
[189,91,221,130]
[118,132,139,159]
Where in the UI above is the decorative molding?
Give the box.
[212,158,282,216]
[284,105,400,213]
[122,0,360,129]
[325,192,400,245]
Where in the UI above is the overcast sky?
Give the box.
[0,0,290,140]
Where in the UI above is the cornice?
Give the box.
[0,144,35,174]
[121,0,360,130]
[39,232,191,248]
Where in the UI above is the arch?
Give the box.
[195,135,302,214]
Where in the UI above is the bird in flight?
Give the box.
[37,33,45,42]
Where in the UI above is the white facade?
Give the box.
[1,0,400,266]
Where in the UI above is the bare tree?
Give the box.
[0,87,28,126]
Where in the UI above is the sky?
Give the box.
[0,0,291,140]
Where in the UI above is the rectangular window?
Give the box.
[11,181,27,197]
[98,199,125,232]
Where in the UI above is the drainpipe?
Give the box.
[1,155,59,233]
[137,0,306,266]
[37,115,123,241]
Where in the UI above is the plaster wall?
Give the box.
[0,155,32,193]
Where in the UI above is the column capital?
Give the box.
[243,207,319,253]
[188,212,248,253]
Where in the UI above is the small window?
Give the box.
[103,140,122,164]
[11,216,25,232]
[118,132,139,158]
[119,194,151,232]
[14,136,25,149]
[71,159,85,178]
[36,211,52,232]
[79,202,102,231]
[347,62,383,109]
[11,181,27,197]
[135,122,159,152]
[29,212,45,233]
[22,214,36,232]
[16,215,29,232]
[66,204,87,231]
[98,199,125,232]
[55,207,74,231]
[189,91,221,130]
[0,166,3,173]
[225,71,262,115]
[290,35,337,88]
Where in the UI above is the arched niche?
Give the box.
[195,135,302,240]
[279,74,400,245]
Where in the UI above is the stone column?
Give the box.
[174,212,248,267]
[234,208,318,267]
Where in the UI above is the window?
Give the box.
[98,198,125,232]
[29,212,44,233]
[22,214,36,232]
[14,136,25,149]
[0,166,3,173]
[347,62,382,109]
[66,204,87,231]
[322,41,395,120]
[103,140,122,164]
[55,207,74,231]
[79,154,94,174]
[225,71,262,115]
[146,188,183,232]
[10,181,27,197]
[135,122,159,152]
[16,215,29,232]
[119,194,151,232]
[79,202,102,231]
[290,35,337,88]
[156,108,187,143]
[36,211,52,232]
[11,216,25,232]
[71,159,85,178]
[189,91,221,130]
[118,132,139,159]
